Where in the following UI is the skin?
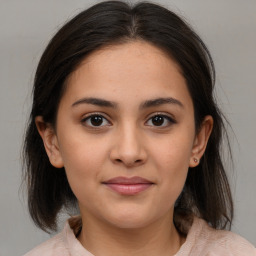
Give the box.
[36,41,213,256]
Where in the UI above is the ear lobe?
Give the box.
[35,116,64,168]
[189,115,213,167]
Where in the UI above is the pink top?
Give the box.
[24,216,256,256]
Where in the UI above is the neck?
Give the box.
[77,212,185,256]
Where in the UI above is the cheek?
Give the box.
[151,130,194,198]
[57,134,108,197]
[58,128,108,168]
[153,131,194,172]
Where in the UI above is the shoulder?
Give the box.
[23,233,69,256]
[204,227,256,255]
[178,217,256,256]
[23,216,88,256]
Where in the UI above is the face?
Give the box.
[37,41,212,230]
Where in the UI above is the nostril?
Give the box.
[114,158,143,166]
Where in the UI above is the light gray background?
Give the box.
[0,0,255,255]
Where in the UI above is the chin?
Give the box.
[102,208,157,229]
[109,218,151,229]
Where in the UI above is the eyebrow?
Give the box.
[72,97,117,108]
[139,97,184,109]
[72,97,183,109]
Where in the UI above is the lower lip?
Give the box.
[104,183,153,195]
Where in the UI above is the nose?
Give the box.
[109,124,147,168]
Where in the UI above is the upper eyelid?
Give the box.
[81,112,110,120]
[146,112,176,121]
[81,111,174,117]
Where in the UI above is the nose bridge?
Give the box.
[120,122,140,152]
[110,120,146,166]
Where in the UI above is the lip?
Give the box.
[102,176,154,195]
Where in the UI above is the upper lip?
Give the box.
[102,176,154,185]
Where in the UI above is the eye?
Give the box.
[145,114,176,127]
[81,114,110,127]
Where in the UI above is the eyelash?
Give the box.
[145,113,176,127]
[81,113,176,128]
[81,113,111,128]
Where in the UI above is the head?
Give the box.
[23,0,233,232]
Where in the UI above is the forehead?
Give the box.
[72,41,182,82]
[62,41,192,109]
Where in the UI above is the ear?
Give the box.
[189,115,213,167]
[35,116,64,168]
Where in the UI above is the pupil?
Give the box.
[91,116,103,126]
[152,116,164,126]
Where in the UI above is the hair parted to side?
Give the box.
[23,0,233,233]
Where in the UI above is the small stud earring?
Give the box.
[194,158,198,163]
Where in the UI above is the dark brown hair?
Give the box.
[23,0,233,232]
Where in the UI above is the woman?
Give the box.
[23,1,256,255]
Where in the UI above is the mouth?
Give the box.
[102,176,154,195]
